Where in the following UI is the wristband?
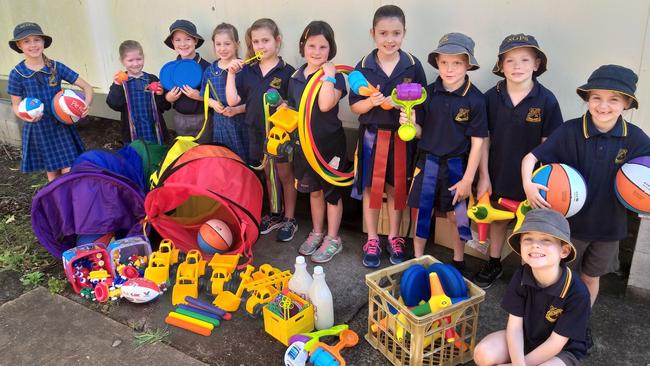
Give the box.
[321,76,336,84]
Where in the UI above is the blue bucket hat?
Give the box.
[428,32,479,71]
[576,64,639,109]
[164,19,204,49]
[9,22,52,54]
[507,208,576,263]
[492,34,547,77]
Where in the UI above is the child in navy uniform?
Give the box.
[107,40,170,145]
[225,18,297,242]
[289,21,348,263]
[163,19,211,143]
[7,22,94,182]
[406,33,486,271]
[474,34,563,289]
[474,209,591,366]
[349,5,427,267]
[522,65,650,308]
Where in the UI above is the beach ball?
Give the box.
[18,98,44,121]
[197,219,233,254]
[52,89,86,124]
[615,156,650,215]
[532,163,587,217]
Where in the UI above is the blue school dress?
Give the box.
[7,60,85,172]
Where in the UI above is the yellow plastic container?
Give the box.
[263,291,314,346]
[268,107,298,133]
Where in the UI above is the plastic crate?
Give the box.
[365,255,485,366]
[263,291,315,346]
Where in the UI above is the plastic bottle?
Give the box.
[288,256,312,300]
[308,266,334,330]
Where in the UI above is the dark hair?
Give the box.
[118,40,143,60]
[245,18,281,59]
[211,23,240,58]
[372,5,406,28]
[298,21,337,60]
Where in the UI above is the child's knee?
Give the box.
[446,211,457,224]
[310,190,324,199]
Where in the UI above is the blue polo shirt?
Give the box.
[235,58,295,130]
[417,76,488,157]
[486,80,563,201]
[502,264,590,360]
[348,49,426,129]
[533,113,650,240]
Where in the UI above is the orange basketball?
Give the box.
[531,163,587,217]
[615,156,650,215]
[197,219,233,254]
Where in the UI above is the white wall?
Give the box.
[1,0,649,132]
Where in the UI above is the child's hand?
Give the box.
[322,62,336,78]
[369,89,387,107]
[399,108,416,125]
[19,114,41,123]
[476,176,492,199]
[208,99,225,113]
[166,87,182,102]
[80,104,90,118]
[227,59,244,74]
[222,106,237,117]
[523,180,550,209]
[147,81,163,94]
[449,178,472,205]
[180,85,200,100]
[114,71,128,85]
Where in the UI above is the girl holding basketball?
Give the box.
[7,22,93,181]
[522,65,650,309]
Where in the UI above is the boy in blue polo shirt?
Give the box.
[405,33,486,271]
[522,65,650,308]
[474,34,563,289]
[474,209,591,366]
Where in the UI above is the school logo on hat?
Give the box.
[545,305,563,323]
[615,148,628,164]
[526,108,542,123]
[455,108,470,122]
[270,77,282,89]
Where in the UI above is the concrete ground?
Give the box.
[1,210,649,365]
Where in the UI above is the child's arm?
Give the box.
[505,314,526,366]
[449,136,483,205]
[524,332,569,365]
[222,104,245,118]
[10,96,41,123]
[317,62,343,112]
[180,85,202,101]
[521,152,550,208]
[399,109,422,138]
[106,81,126,111]
[74,77,94,117]
[225,59,244,106]
[350,88,387,114]
[476,137,491,198]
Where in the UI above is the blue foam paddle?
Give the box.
[159,60,178,90]
[172,59,202,89]
[400,264,430,307]
[428,263,468,303]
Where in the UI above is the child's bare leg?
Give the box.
[46,170,63,182]
[446,211,464,262]
[310,190,326,233]
[362,189,380,240]
[473,330,510,366]
[276,162,296,219]
[326,199,343,238]
[489,220,509,258]
[385,184,403,239]
[581,273,599,306]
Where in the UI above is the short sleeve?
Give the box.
[56,61,79,85]
[501,266,526,317]
[552,286,591,340]
[467,93,489,138]
[348,62,365,106]
[542,95,563,137]
[532,124,572,163]
[334,73,347,99]
[7,69,24,97]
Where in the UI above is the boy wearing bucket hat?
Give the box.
[474,209,591,366]
[163,19,211,143]
[522,65,650,308]
[405,33,487,271]
[473,34,563,289]
[7,22,94,182]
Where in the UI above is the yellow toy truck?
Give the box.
[266,107,298,157]
[144,239,182,287]
[171,249,207,305]
[206,254,241,295]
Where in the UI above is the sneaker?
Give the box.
[277,217,298,242]
[298,231,325,256]
[311,236,343,263]
[362,239,382,268]
[386,236,407,264]
[259,213,284,234]
[473,261,503,289]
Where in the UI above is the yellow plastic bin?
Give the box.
[263,291,314,346]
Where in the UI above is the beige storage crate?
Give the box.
[365,255,485,366]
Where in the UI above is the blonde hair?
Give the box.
[245,18,280,59]
[42,54,57,86]
[118,40,143,60]
[211,23,239,58]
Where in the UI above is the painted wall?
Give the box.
[1,0,649,132]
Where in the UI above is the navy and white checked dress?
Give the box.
[124,74,161,143]
[201,62,248,162]
[7,60,85,172]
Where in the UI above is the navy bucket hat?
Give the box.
[9,22,52,53]
[428,32,480,71]
[507,208,576,263]
[576,64,639,109]
[492,33,547,77]
[164,19,204,49]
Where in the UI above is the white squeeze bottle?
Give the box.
[288,256,312,300]
[308,265,334,330]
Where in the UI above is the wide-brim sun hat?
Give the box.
[9,22,52,53]
[507,208,577,263]
[492,33,547,78]
[164,19,204,49]
[576,64,639,109]
[428,32,479,71]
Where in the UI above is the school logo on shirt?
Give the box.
[545,305,563,323]
[269,77,283,89]
[455,108,470,122]
[615,148,628,164]
[403,77,412,83]
[526,108,542,123]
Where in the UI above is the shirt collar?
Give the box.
[432,75,472,96]
[582,112,628,139]
[360,49,415,76]
[290,63,315,83]
[13,60,53,78]
[521,263,573,299]
[496,79,541,106]
[176,53,204,64]
[251,57,287,78]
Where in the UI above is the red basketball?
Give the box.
[197,219,233,254]
[52,89,86,124]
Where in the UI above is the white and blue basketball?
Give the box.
[18,98,44,121]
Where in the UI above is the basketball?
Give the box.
[18,98,44,121]
[197,219,233,254]
[52,89,86,124]
[532,163,587,217]
[615,156,650,215]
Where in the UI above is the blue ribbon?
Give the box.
[416,155,440,238]
[351,129,376,200]
[447,157,472,241]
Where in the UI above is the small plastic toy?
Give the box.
[497,197,533,232]
[309,329,359,366]
[467,193,515,244]
[348,70,392,110]
[171,249,207,305]
[243,51,264,65]
[391,83,427,141]
[165,311,213,336]
[62,243,113,294]
[114,71,128,85]
[107,236,152,278]
[146,81,162,93]
[144,239,181,287]
[185,296,231,319]
[213,265,255,312]
[266,107,299,157]
[206,254,241,295]
[396,272,451,341]
[265,88,282,107]
[285,324,349,366]
[176,307,221,326]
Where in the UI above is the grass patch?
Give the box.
[20,271,44,288]
[47,277,67,294]
[134,328,170,349]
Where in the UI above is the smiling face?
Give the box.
[501,47,540,85]
[250,27,280,61]
[213,33,238,62]
[371,17,404,58]
[171,30,198,59]
[17,35,45,59]
[520,232,570,269]
[121,49,144,77]
[587,89,631,126]
[303,35,330,69]
[436,53,470,91]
